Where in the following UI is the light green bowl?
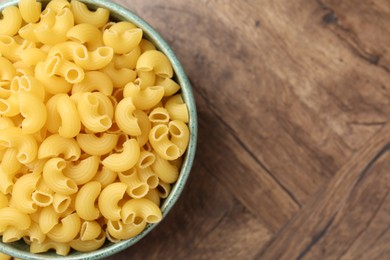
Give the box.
[0,0,197,259]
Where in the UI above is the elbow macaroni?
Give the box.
[0,0,190,255]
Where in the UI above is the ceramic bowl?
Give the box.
[0,0,197,259]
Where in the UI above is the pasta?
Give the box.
[72,71,113,96]
[70,0,109,28]
[63,155,99,185]
[42,157,78,195]
[77,133,118,156]
[18,92,47,134]
[136,50,173,78]
[102,139,140,172]
[98,182,127,221]
[0,6,22,36]
[30,239,70,256]
[11,173,40,214]
[18,0,41,23]
[73,44,114,70]
[66,23,104,50]
[0,0,191,256]
[75,181,101,221]
[103,22,143,54]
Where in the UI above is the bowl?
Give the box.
[0,0,197,259]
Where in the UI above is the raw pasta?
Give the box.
[0,0,190,256]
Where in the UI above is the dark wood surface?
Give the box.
[107,0,390,259]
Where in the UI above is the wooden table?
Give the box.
[109,0,390,259]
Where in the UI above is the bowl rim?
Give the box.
[0,0,198,259]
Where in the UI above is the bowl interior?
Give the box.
[0,1,197,259]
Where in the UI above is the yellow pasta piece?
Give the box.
[56,94,81,138]
[100,61,137,88]
[38,134,81,161]
[70,0,109,28]
[0,252,11,260]
[0,57,17,83]
[98,182,127,221]
[137,166,159,190]
[30,239,70,256]
[42,157,78,195]
[18,0,41,23]
[149,124,181,161]
[0,148,21,174]
[52,193,71,214]
[72,71,113,96]
[2,222,45,244]
[77,92,113,133]
[156,76,180,96]
[47,213,81,243]
[69,231,105,252]
[137,71,156,88]
[39,206,60,234]
[0,126,37,163]
[73,44,113,70]
[75,181,101,221]
[48,41,79,60]
[102,139,140,172]
[64,155,99,185]
[67,23,104,50]
[123,82,164,110]
[0,167,14,195]
[169,120,190,155]
[115,97,141,136]
[144,189,160,207]
[0,92,19,117]
[18,92,47,134]
[136,50,173,78]
[80,220,101,241]
[35,61,72,94]
[76,133,118,156]
[103,22,142,54]
[152,152,179,184]
[11,173,40,213]
[149,107,170,125]
[34,7,74,45]
[32,189,53,208]
[11,75,45,101]
[121,198,162,224]
[157,181,171,199]
[118,168,149,199]
[0,207,31,232]
[113,46,141,70]
[0,192,9,209]
[134,110,152,146]
[92,166,117,188]
[139,39,156,53]
[164,94,189,123]
[0,6,22,36]
[0,35,34,62]
[43,55,84,84]
[46,0,71,13]
[106,219,146,240]
[18,48,47,67]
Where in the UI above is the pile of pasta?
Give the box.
[0,0,189,256]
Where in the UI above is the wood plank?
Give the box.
[256,123,390,259]
[193,90,299,231]
[115,0,390,204]
[107,161,270,259]
[318,0,390,71]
